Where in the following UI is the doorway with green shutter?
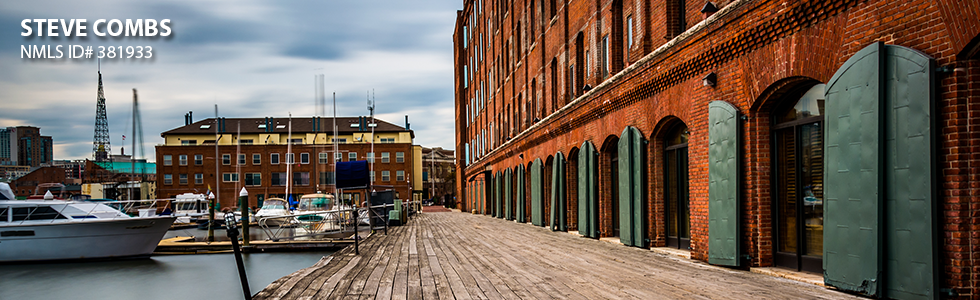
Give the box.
[772,83,826,273]
[600,136,621,238]
[663,122,690,250]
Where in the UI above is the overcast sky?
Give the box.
[0,0,460,162]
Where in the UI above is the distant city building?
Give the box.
[1,126,53,167]
[156,116,423,209]
[0,165,30,182]
[0,127,11,165]
[421,147,455,204]
[8,166,66,197]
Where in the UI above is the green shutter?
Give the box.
[882,45,937,300]
[578,142,599,238]
[517,165,526,223]
[505,169,513,220]
[551,152,566,231]
[498,171,505,219]
[492,173,498,217]
[824,42,884,296]
[707,101,741,266]
[617,127,646,247]
[531,158,544,226]
[824,42,938,299]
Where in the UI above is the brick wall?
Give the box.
[455,0,980,295]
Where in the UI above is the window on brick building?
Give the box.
[319,172,334,185]
[163,155,172,166]
[396,170,405,181]
[222,154,231,165]
[245,173,261,186]
[382,171,390,182]
[195,154,203,165]
[222,173,238,182]
[627,15,634,47]
[253,154,261,165]
[271,172,287,186]
[396,152,404,163]
[549,0,556,19]
[286,153,295,164]
[179,155,187,166]
[335,152,343,163]
[164,174,172,185]
[238,154,246,165]
[348,152,357,161]
[516,21,522,58]
[319,152,329,164]
[301,153,310,164]
[602,35,610,79]
[367,152,375,163]
[293,172,310,186]
[551,57,558,111]
[271,153,280,165]
[179,174,188,185]
[381,152,390,163]
[666,0,686,39]
[195,173,203,184]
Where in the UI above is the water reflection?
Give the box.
[0,251,331,300]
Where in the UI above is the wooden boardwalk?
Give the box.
[254,211,862,300]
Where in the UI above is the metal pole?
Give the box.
[208,193,215,242]
[240,187,249,247]
[225,213,252,300]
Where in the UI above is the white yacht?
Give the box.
[0,183,175,263]
[171,193,209,224]
[254,197,292,226]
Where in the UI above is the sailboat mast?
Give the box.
[333,92,339,204]
[286,114,292,203]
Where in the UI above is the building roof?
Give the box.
[94,161,156,174]
[162,117,412,137]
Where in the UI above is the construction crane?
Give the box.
[93,63,111,162]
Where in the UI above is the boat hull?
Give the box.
[0,216,175,263]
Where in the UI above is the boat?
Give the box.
[294,193,369,226]
[172,193,209,224]
[25,183,67,200]
[254,197,292,226]
[0,182,176,263]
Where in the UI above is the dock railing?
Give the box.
[256,203,397,242]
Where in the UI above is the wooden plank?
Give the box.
[423,220,473,300]
[406,226,423,300]
[254,256,333,300]
[374,226,407,300]
[358,227,402,300]
[416,227,440,300]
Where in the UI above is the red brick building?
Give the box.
[454,0,980,298]
[156,117,423,210]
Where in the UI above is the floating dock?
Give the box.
[154,234,364,255]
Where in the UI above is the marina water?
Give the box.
[0,228,333,300]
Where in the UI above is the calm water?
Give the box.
[0,229,334,300]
